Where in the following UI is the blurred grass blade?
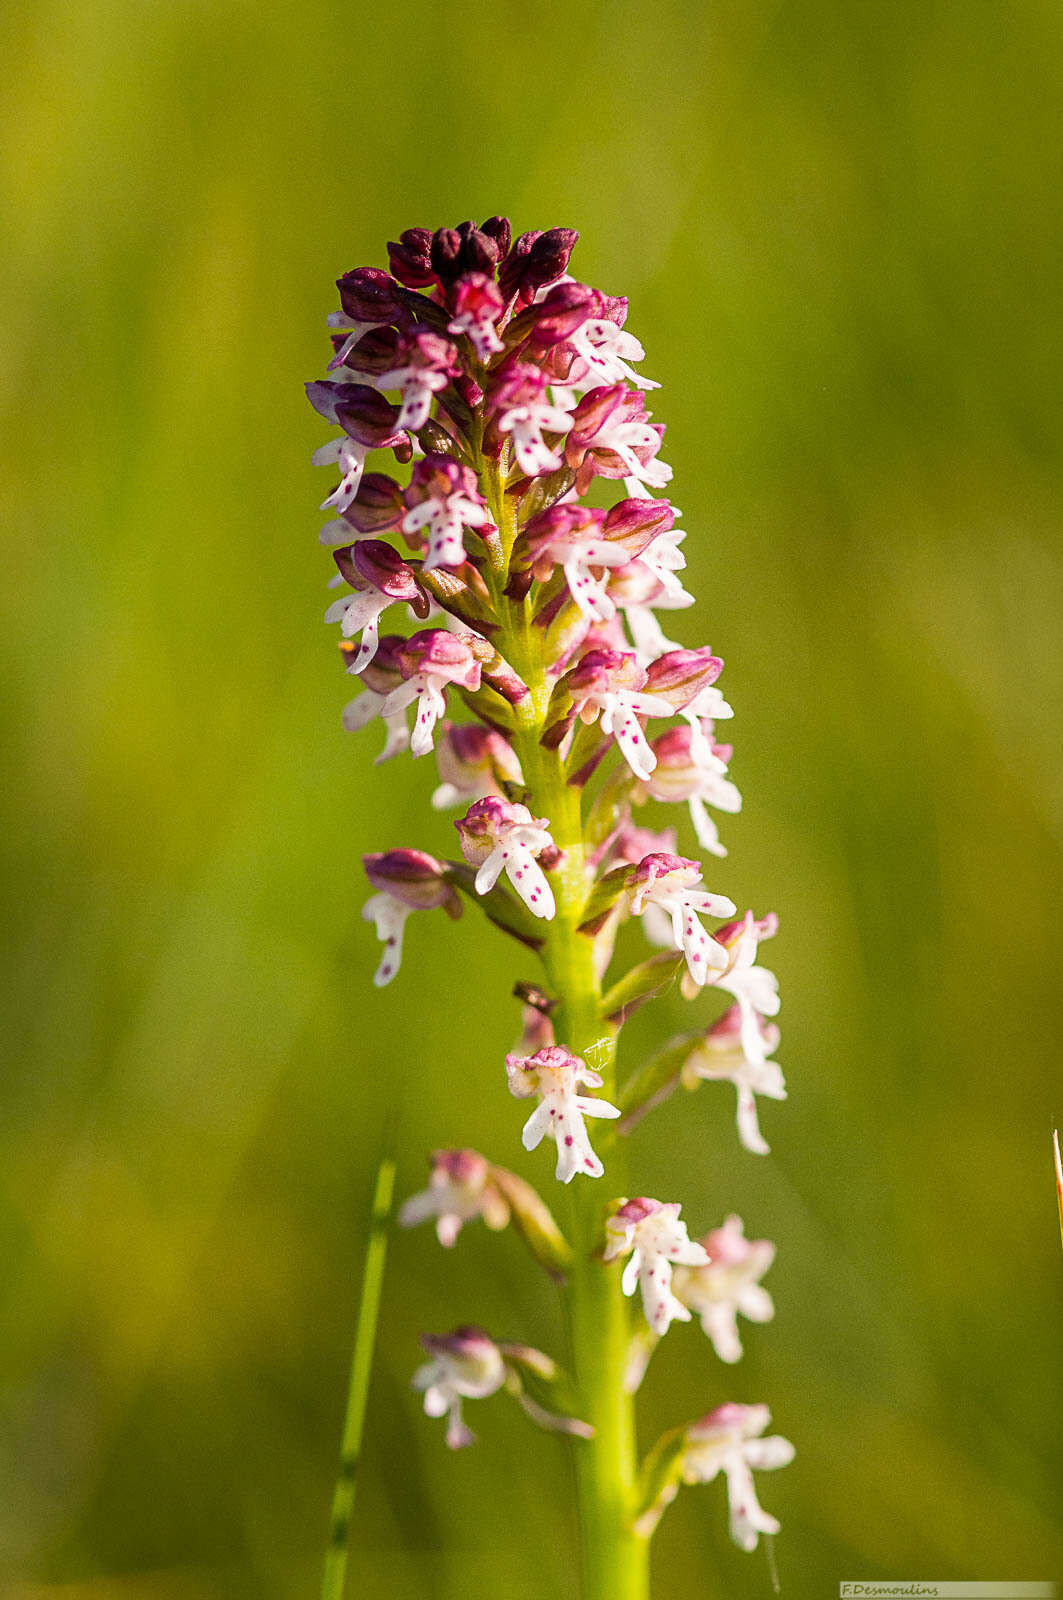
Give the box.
[321,1143,397,1600]
[1054,1131,1063,1253]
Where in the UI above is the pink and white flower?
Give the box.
[378,330,459,432]
[324,539,427,675]
[455,796,557,920]
[431,723,523,810]
[340,634,414,762]
[680,1004,786,1155]
[377,630,483,758]
[402,454,493,570]
[411,1327,508,1450]
[306,381,406,513]
[672,1215,775,1363]
[681,1403,795,1551]
[446,272,505,362]
[630,853,736,987]
[644,725,742,857]
[603,1198,710,1335]
[710,912,781,1063]
[564,385,671,494]
[399,1149,511,1247]
[490,364,574,476]
[361,849,462,987]
[561,649,675,780]
[568,307,659,391]
[505,1045,620,1182]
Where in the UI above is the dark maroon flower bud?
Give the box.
[644,648,724,709]
[336,266,408,325]
[500,227,579,305]
[333,385,405,448]
[340,473,404,534]
[431,228,464,285]
[332,539,421,604]
[364,848,462,914]
[505,282,601,352]
[329,324,402,375]
[387,228,435,288]
[455,220,501,275]
[498,229,540,302]
[480,215,512,257]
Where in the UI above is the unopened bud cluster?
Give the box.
[307,216,793,1562]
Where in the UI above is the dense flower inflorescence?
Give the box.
[308,217,791,1573]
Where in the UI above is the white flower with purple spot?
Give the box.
[377,630,483,758]
[505,1045,620,1182]
[561,649,674,781]
[446,272,505,363]
[455,796,557,920]
[603,1197,710,1335]
[630,853,736,987]
[681,1403,795,1551]
[402,453,492,571]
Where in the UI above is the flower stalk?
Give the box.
[307,217,793,1597]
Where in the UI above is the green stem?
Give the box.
[321,1150,397,1600]
[478,451,651,1600]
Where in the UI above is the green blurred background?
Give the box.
[3,0,1062,1594]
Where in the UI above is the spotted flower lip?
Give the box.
[374,629,484,758]
[490,362,575,477]
[377,330,460,432]
[505,1045,620,1182]
[603,1198,710,1335]
[446,272,506,363]
[629,853,737,987]
[455,796,557,920]
[564,385,670,494]
[561,649,675,780]
[325,540,427,675]
[681,1403,795,1552]
[402,454,492,571]
[307,381,408,512]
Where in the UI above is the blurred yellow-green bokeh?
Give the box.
[3,1,1062,1595]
